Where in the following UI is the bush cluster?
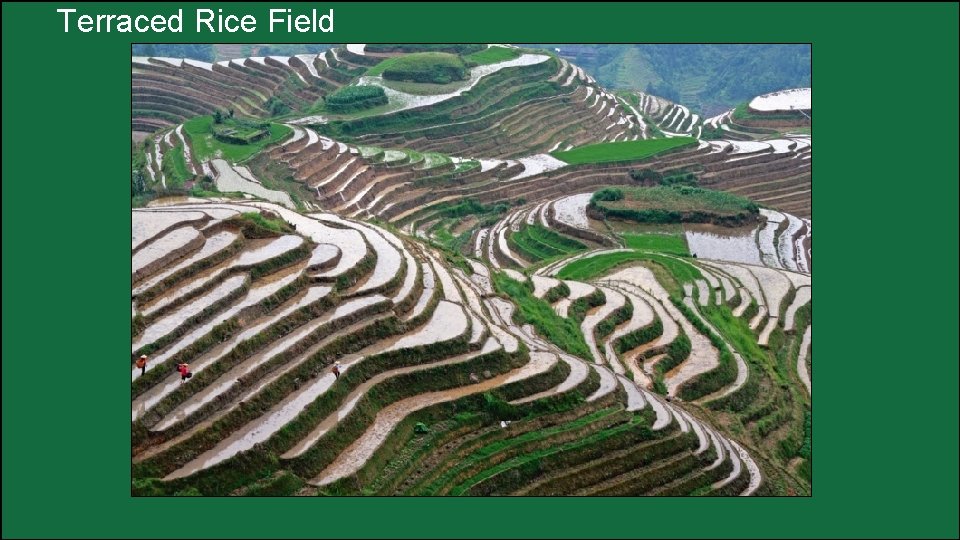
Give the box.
[325,85,388,113]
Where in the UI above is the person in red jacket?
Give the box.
[136,354,148,376]
[177,363,191,383]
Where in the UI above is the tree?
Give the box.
[131,168,146,196]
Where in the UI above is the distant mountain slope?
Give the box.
[528,44,810,116]
[132,44,215,62]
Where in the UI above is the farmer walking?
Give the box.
[136,354,148,376]
[332,361,342,379]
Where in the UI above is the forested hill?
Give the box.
[528,44,811,116]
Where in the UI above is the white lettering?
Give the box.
[198,9,255,33]
[77,14,93,32]
[169,9,183,32]
[317,8,334,32]
[294,14,310,33]
[269,9,286,32]
[57,8,76,32]
[196,9,214,32]
[116,15,131,33]
[134,14,150,32]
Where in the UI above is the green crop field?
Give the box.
[161,145,192,188]
[556,250,700,286]
[183,116,292,163]
[623,233,689,255]
[493,272,592,359]
[510,225,587,262]
[551,137,696,165]
[465,46,521,66]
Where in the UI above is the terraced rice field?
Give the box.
[131,44,812,498]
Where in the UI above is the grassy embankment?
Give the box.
[493,272,592,360]
[551,137,696,165]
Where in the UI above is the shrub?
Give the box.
[660,172,698,187]
[380,53,468,84]
[266,96,291,116]
[589,185,759,226]
[592,187,624,202]
[325,85,388,113]
[231,211,294,237]
[629,168,663,183]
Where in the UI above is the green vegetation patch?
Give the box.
[630,168,699,187]
[325,85,388,113]
[212,124,268,145]
[365,44,485,55]
[493,272,591,359]
[421,152,453,169]
[161,145,192,188]
[371,52,469,84]
[622,233,690,255]
[551,137,696,165]
[591,185,758,225]
[450,413,648,495]
[510,225,587,262]
[464,46,521,66]
[184,116,292,163]
[421,408,619,495]
[230,211,295,237]
[557,251,700,287]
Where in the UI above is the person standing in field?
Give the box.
[136,354,148,376]
[332,361,342,379]
[177,362,192,383]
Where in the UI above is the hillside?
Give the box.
[131,44,813,497]
[528,44,811,116]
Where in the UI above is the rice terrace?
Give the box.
[130,43,812,496]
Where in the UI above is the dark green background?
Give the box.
[3,2,957,538]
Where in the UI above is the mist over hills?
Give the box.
[528,44,811,116]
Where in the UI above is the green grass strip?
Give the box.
[464,46,521,65]
[450,414,645,495]
[551,137,696,165]
[420,408,617,495]
[556,250,701,285]
[492,272,592,359]
[623,233,690,255]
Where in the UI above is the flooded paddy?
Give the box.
[684,223,762,266]
[132,227,203,278]
[133,274,247,352]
